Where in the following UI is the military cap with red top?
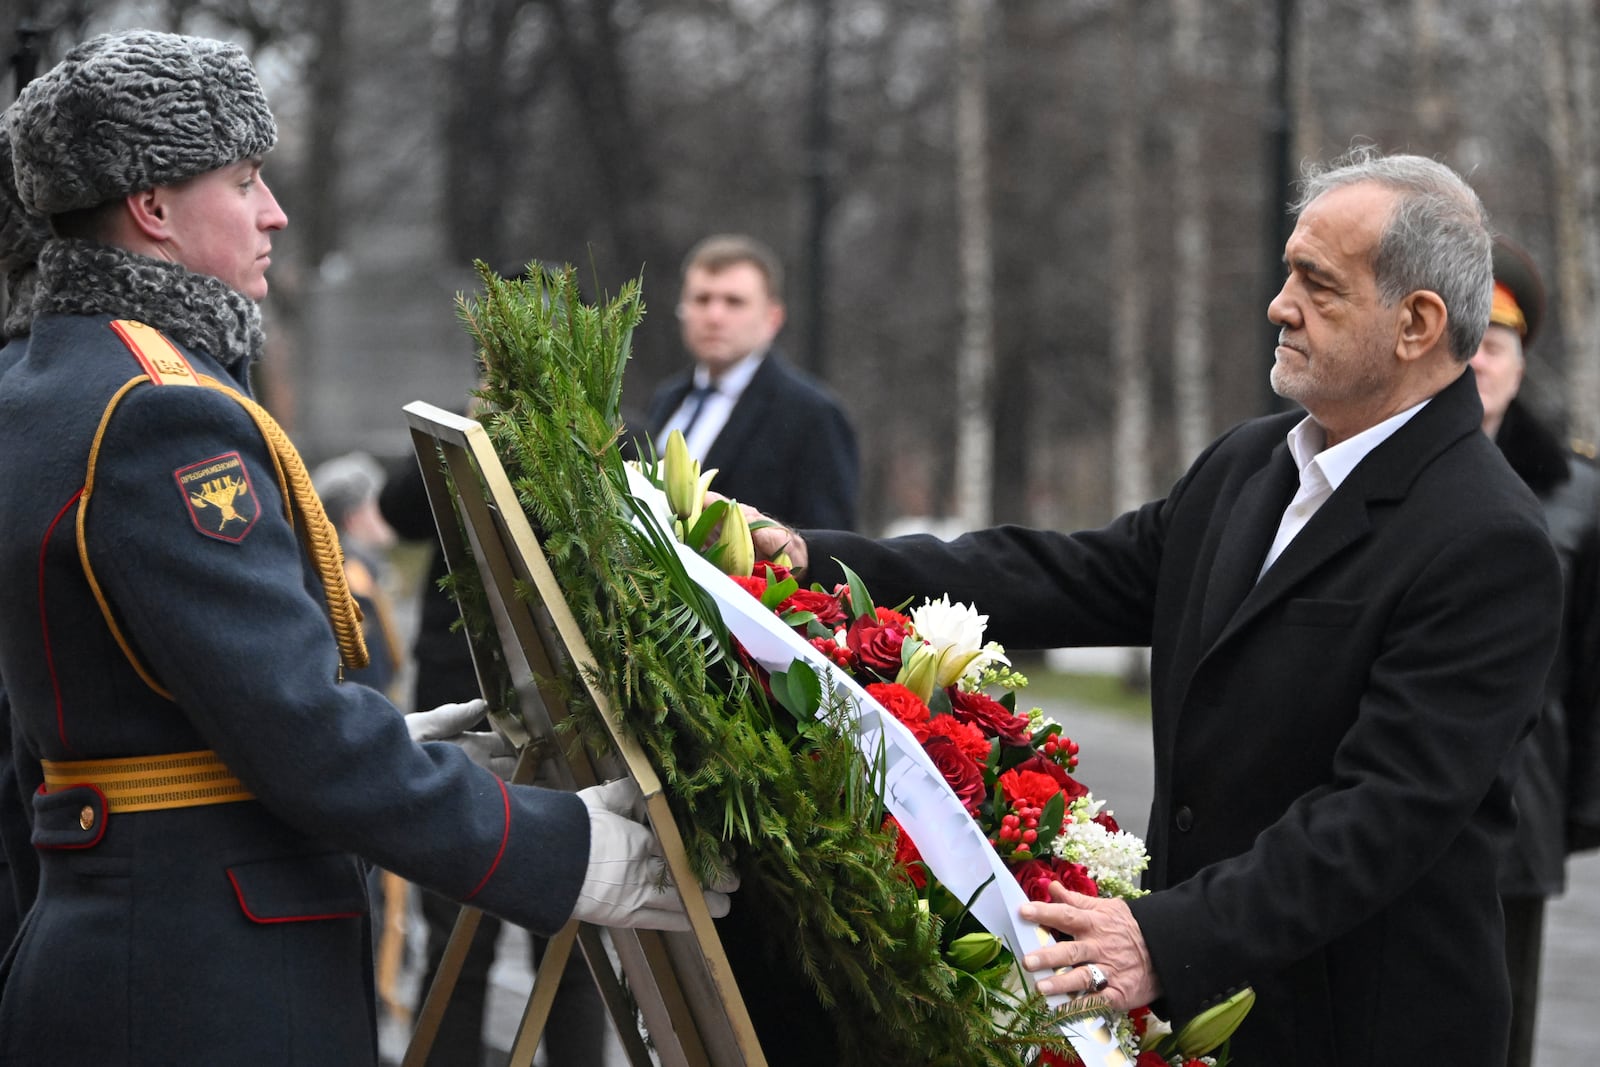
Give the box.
[1490,234,1546,348]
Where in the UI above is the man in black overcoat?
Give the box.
[750,149,1562,1067]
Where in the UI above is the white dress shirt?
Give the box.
[659,350,768,462]
[1259,399,1430,579]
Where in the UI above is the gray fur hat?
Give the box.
[4,29,277,216]
[0,121,49,338]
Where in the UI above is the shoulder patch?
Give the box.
[175,452,260,543]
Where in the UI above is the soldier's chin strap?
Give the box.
[76,320,369,701]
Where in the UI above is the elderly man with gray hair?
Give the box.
[0,29,729,1064]
[746,148,1562,1065]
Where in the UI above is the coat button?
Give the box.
[1174,805,1194,832]
[79,805,96,831]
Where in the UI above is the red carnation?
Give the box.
[885,816,928,888]
[924,714,991,762]
[846,609,910,674]
[949,687,1033,746]
[732,574,768,600]
[1135,1053,1170,1067]
[1038,1050,1083,1067]
[781,587,848,627]
[923,736,985,814]
[999,768,1064,810]
[1013,753,1089,802]
[865,682,931,738]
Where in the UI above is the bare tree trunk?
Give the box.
[299,0,348,270]
[542,0,663,282]
[1540,0,1600,444]
[1170,0,1212,466]
[1110,10,1150,519]
[952,0,994,529]
[1112,6,1152,690]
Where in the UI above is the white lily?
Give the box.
[909,595,1010,688]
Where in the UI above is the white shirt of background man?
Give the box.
[661,348,768,463]
[1259,398,1430,579]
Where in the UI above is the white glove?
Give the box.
[406,698,518,779]
[572,778,739,931]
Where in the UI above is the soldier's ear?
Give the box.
[125,188,171,241]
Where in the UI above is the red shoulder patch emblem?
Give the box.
[174,452,260,543]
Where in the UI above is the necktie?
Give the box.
[677,384,714,438]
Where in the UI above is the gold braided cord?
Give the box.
[77,375,176,700]
[197,375,370,671]
[76,369,370,699]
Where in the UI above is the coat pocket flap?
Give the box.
[1282,597,1362,627]
[226,853,369,924]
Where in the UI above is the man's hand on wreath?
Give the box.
[1019,883,1161,1010]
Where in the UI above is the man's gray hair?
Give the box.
[1291,147,1491,362]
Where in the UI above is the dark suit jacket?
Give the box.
[806,369,1561,1067]
[645,349,859,530]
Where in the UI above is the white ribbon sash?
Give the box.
[625,469,1127,1065]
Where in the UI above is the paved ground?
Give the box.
[380,696,1600,1066]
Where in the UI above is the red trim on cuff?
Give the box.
[225,869,364,924]
[463,776,512,901]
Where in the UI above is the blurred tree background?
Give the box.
[6,0,1599,536]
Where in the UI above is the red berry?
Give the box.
[1022,829,1038,843]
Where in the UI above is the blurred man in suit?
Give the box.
[645,234,859,530]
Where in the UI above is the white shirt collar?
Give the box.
[1284,398,1431,493]
[693,347,768,401]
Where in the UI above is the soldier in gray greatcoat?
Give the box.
[0,30,726,1064]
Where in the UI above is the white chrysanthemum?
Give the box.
[1053,795,1150,898]
[909,595,1009,687]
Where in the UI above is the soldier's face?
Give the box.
[1470,324,1525,429]
[157,158,287,301]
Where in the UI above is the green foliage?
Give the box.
[457,262,1074,1066]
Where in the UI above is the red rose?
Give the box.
[948,687,1034,746]
[998,768,1064,810]
[753,560,791,584]
[924,714,991,763]
[923,735,985,814]
[1013,754,1089,802]
[1135,1053,1170,1067]
[781,587,848,627]
[732,574,768,600]
[1092,810,1121,834]
[1051,859,1099,897]
[846,609,910,674]
[1012,859,1058,902]
[865,682,931,737]
[885,816,928,888]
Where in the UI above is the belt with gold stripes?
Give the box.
[41,749,255,813]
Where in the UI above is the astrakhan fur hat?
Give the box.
[4,29,277,216]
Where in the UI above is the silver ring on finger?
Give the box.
[1084,963,1109,993]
